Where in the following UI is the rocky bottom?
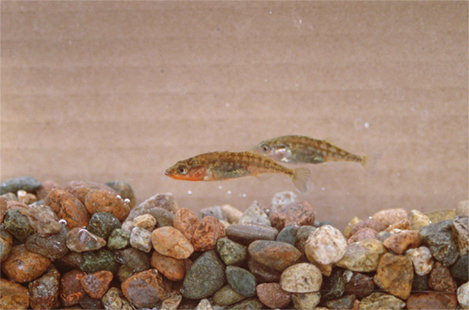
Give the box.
[0,176,468,310]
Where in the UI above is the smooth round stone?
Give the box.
[26,225,69,259]
[406,292,457,310]
[121,269,171,308]
[213,285,246,306]
[405,246,434,276]
[0,278,30,310]
[115,247,150,274]
[247,256,281,283]
[305,224,347,265]
[226,266,256,297]
[327,294,356,310]
[26,205,62,236]
[452,216,469,256]
[371,208,408,227]
[248,240,301,271]
[151,250,185,281]
[449,255,469,281]
[196,298,213,310]
[360,292,405,310]
[105,180,136,208]
[67,228,106,252]
[383,230,422,255]
[409,210,431,231]
[0,176,41,195]
[64,180,116,204]
[4,207,35,242]
[256,283,291,309]
[2,244,51,283]
[44,189,90,230]
[0,228,13,262]
[347,228,378,244]
[102,287,133,310]
[221,204,243,223]
[87,212,121,240]
[336,239,386,272]
[133,214,157,231]
[130,226,152,253]
[191,215,225,252]
[270,200,315,231]
[201,205,228,221]
[280,263,322,293]
[373,253,413,300]
[292,292,321,310]
[271,191,297,213]
[348,219,386,237]
[225,224,278,245]
[85,189,130,221]
[181,250,226,300]
[152,226,194,259]
[225,298,263,310]
[107,228,130,250]
[428,262,457,293]
[216,237,247,265]
[238,201,271,226]
[28,267,60,309]
[276,224,298,245]
[344,272,374,299]
[320,268,346,301]
[173,208,200,241]
[420,220,459,266]
[458,282,469,309]
[81,248,119,274]
[295,225,316,255]
[343,217,361,238]
[80,270,113,299]
[60,269,87,307]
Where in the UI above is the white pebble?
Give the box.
[405,246,434,276]
[458,282,469,309]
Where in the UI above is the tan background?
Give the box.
[2,1,468,228]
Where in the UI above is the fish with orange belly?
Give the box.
[165,151,311,192]
[250,135,381,173]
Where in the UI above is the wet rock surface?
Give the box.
[256,282,292,309]
[305,224,347,265]
[28,267,60,309]
[225,224,278,245]
[2,244,52,283]
[216,237,247,265]
[226,265,257,297]
[44,189,90,230]
[0,278,30,310]
[249,240,301,271]
[121,269,171,308]
[420,219,459,266]
[87,211,121,240]
[373,253,413,300]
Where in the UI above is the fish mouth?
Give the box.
[164,170,170,176]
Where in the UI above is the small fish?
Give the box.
[250,135,381,173]
[165,151,310,192]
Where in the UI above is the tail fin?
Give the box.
[361,153,382,175]
[292,167,310,192]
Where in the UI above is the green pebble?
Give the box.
[213,285,246,306]
[276,224,298,245]
[225,266,256,297]
[225,298,263,310]
[4,208,35,242]
[0,176,41,195]
[216,237,247,265]
[107,228,130,250]
[81,249,119,274]
[87,212,121,240]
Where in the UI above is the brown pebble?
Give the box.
[151,250,186,282]
[0,197,7,223]
[428,262,458,293]
[2,244,51,283]
[173,208,200,241]
[60,269,87,307]
[347,228,378,244]
[371,208,408,227]
[28,268,60,310]
[348,219,386,237]
[192,215,225,252]
[44,189,90,229]
[35,180,62,200]
[270,200,315,231]
[151,226,194,259]
[0,278,30,310]
[80,270,113,299]
[344,272,374,299]
[247,256,281,283]
[373,253,413,300]
[249,240,301,272]
[256,283,291,309]
[64,180,116,204]
[406,292,458,310]
[383,230,422,255]
[121,269,172,308]
[84,189,130,221]
[385,219,411,232]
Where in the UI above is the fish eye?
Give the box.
[261,144,270,152]
[177,166,188,175]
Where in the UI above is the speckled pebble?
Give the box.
[225,298,263,310]
[385,219,411,232]
[382,230,422,254]
[336,239,386,272]
[348,219,386,237]
[0,278,30,310]
[2,244,51,283]
[280,263,322,293]
[213,284,247,306]
[373,253,413,300]
[161,291,183,310]
[26,225,69,259]
[151,250,185,281]
[292,292,321,310]
[450,255,468,281]
[85,189,130,221]
[81,248,119,274]
[196,298,213,310]
[238,201,271,226]
[320,268,346,301]
[420,219,459,266]
[0,176,41,195]
[28,267,60,310]
[452,215,469,256]
[3,207,35,242]
[133,214,157,230]
[305,224,347,265]
[26,204,62,236]
[327,294,356,310]
[216,237,247,265]
[408,210,431,231]
[87,212,122,240]
[191,215,225,252]
[173,207,200,241]
[270,200,315,231]
[406,292,458,310]
[221,204,243,223]
[115,247,150,275]
[226,265,257,297]
[101,287,133,310]
[458,282,469,309]
[256,282,291,309]
[201,205,228,221]
[67,227,106,252]
[347,228,378,244]
[152,226,194,259]
[130,226,152,252]
[121,269,171,308]
[295,225,316,255]
[105,180,136,208]
[0,228,13,262]
[225,224,278,245]
[80,270,113,299]
[276,224,298,245]
[359,292,405,310]
[60,269,87,307]
[371,208,408,227]
[428,262,457,293]
[44,189,90,230]
[426,209,456,223]
[107,228,130,250]
[344,272,374,299]
[249,240,301,271]
[405,246,433,276]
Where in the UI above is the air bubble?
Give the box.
[218,186,222,190]
[59,219,68,225]
[124,198,130,204]
[227,191,231,195]
[187,190,192,195]
[364,122,369,128]
[242,193,246,197]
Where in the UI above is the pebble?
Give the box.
[405,246,433,275]
[80,270,113,299]
[336,239,386,272]
[55,251,84,270]
[0,278,30,310]
[81,248,119,274]
[26,205,62,236]
[59,269,87,307]
[28,267,60,309]
[84,189,130,221]
[0,228,13,262]
[17,189,37,204]
[382,230,422,254]
[4,207,35,242]
[377,230,392,242]
[406,292,458,310]
[426,209,456,223]
[344,216,362,238]
[161,291,183,310]
[327,294,356,310]
[305,224,347,265]
[292,292,321,310]
[280,263,322,293]
[0,197,7,223]
[105,180,136,208]
[226,265,257,297]
[457,200,469,216]
[26,225,69,259]
[201,205,228,221]
[130,226,152,252]
[270,200,315,231]
[276,223,298,245]
[44,189,90,229]
[373,253,413,300]
[458,282,469,309]
[321,268,346,301]
[359,292,405,310]
[115,247,150,275]
[213,284,247,306]
[64,180,116,204]
[295,225,316,254]
[181,250,226,299]
[371,208,408,227]
[238,201,271,226]
[79,295,103,309]
[121,269,171,308]
[271,191,298,214]
[347,228,378,244]
[2,244,51,282]
[408,210,431,231]
[173,207,200,241]
[152,226,194,259]
[221,204,243,223]
[35,180,62,200]
[196,298,213,310]
[348,219,386,237]
[216,237,247,265]
[133,213,157,230]
[67,227,106,252]
[1,192,19,202]
[256,282,291,309]
[151,250,186,281]
[107,228,130,250]
[225,224,278,245]
[412,273,430,292]
[87,212,122,240]
[420,219,459,266]
[385,219,411,232]
[247,255,281,283]
[0,176,41,195]
[344,272,374,299]
[192,215,225,251]
[101,287,133,310]
[452,215,469,256]
[225,298,263,310]
[450,255,468,281]
[428,262,458,293]
[249,240,301,271]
